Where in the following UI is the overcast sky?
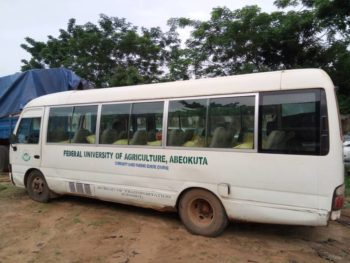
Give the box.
[0,0,277,77]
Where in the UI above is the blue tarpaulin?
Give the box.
[0,117,18,139]
[0,68,82,118]
[0,68,84,139]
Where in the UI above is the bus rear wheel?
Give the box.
[179,189,228,237]
[27,170,50,203]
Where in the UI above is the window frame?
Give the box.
[167,97,208,147]
[71,104,98,144]
[16,117,42,145]
[98,102,131,145]
[96,99,168,149]
[129,101,165,146]
[46,104,98,145]
[46,106,73,144]
[257,88,329,156]
[165,93,258,152]
[44,93,259,152]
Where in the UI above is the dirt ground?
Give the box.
[1,174,350,263]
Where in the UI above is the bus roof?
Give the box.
[26,68,334,108]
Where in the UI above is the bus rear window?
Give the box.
[259,89,329,155]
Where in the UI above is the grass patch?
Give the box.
[344,175,350,209]
[73,217,82,224]
[33,203,52,214]
[88,218,111,227]
[0,182,25,198]
[345,175,350,197]
[41,230,49,236]
[0,183,7,191]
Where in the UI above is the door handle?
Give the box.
[34,155,40,159]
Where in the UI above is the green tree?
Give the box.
[172,6,326,75]
[274,0,350,112]
[171,3,350,112]
[21,4,350,112]
[274,0,350,35]
[21,15,180,87]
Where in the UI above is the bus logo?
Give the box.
[22,153,31,162]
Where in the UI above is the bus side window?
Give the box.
[259,89,327,155]
[71,105,98,144]
[99,103,131,145]
[167,99,207,147]
[47,107,72,143]
[130,101,164,146]
[209,96,255,149]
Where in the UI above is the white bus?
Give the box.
[9,69,344,236]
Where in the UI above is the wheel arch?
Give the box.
[175,186,227,213]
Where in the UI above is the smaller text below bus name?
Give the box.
[115,161,169,171]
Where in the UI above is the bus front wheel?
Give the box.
[27,170,50,203]
[179,189,228,237]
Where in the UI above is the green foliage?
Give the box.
[273,0,350,42]
[170,3,350,112]
[21,15,182,87]
[0,182,25,198]
[274,0,350,113]
[274,0,299,8]
[20,4,350,113]
[337,94,350,115]
[345,174,350,197]
[174,6,326,77]
[108,66,144,87]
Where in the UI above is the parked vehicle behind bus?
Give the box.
[343,139,350,174]
[0,68,86,172]
[9,69,344,236]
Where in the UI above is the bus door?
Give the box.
[10,108,43,183]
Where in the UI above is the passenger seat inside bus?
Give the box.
[130,130,147,145]
[147,130,162,146]
[48,128,69,143]
[101,127,118,144]
[233,133,253,149]
[264,130,295,150]
[168,129,185,146]
[113,131,128,145]
[183,130,194,142]
[72,128,91,143]
[116,131,127,140]
[210,127,232,148]
[147,130,156,141]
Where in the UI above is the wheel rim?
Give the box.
[31,177,45,196]
[188,198,214,226]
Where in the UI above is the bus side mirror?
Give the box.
[10,134,18,151]
[10,134,18,144]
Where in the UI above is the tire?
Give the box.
[27,170,50,203]
[0,146,9,172]
[179,189,228,237]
